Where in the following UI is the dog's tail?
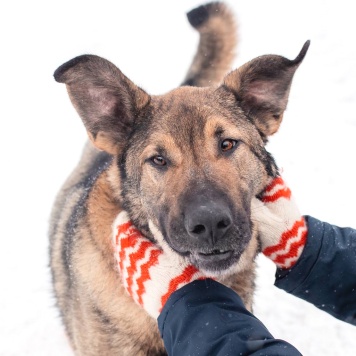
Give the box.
[182,2,237,87]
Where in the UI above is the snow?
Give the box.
[1,0,355,354]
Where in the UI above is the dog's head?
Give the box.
[55,41,309,274]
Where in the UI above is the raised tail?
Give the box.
[182,2,237,87]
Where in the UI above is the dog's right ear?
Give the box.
[54,55,150,155]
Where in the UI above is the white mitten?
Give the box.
[252,176,307,269]
[112,211,209,319]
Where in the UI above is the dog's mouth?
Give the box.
[166,232,250,274]
[192,249,239,272]
[197,249,233,262]
[174,248,241,274]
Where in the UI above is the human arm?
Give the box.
[252,176,356,325]
[275,216,356,326]
[158,279,301,356]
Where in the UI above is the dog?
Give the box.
[50,2,309,354]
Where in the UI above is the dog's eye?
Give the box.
[221,139,239,152]
[151,155,167,167]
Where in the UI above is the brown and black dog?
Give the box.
[50,2,309,355]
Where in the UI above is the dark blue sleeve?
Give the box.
[275,216,356,325]
[158,279,301,356]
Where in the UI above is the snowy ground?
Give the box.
[1,0,355,354]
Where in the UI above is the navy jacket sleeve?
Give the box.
[158,279,301,356]
[275,215,356,325]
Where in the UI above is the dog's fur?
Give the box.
[50,2,309,355]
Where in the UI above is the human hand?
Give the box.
[112,211,209,319]
[252,176,307,269]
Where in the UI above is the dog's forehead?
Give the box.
[146,87,257,146]
[152,87,214,119]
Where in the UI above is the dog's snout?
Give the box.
[184,203,232,245]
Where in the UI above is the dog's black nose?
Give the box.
[184,202,232,246]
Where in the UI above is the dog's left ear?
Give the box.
[223,41,310,138]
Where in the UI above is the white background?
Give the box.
[1,0,355,354]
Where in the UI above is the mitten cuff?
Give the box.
[263,217,307,269]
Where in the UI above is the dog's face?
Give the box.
[121,87,271,272]
[54,41,309,273]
